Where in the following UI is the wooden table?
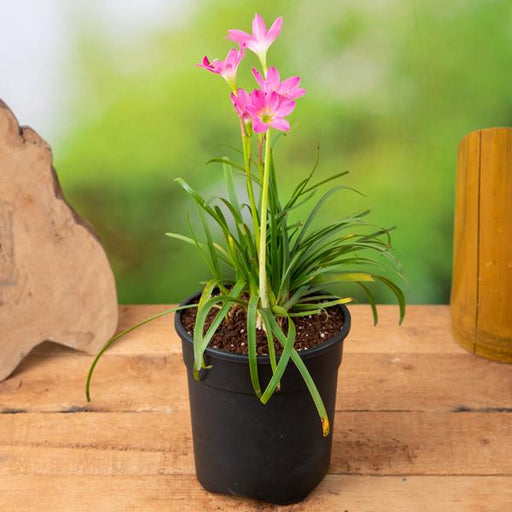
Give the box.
[1,305,512,511]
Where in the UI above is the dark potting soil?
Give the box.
[180,303,345,356]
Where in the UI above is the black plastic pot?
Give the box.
[174,293,351,505]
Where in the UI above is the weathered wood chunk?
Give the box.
[0,99,118,381]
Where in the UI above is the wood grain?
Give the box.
[451,130,480,351]
[1,411,511,476]
[2,341,511,414]
[477,128,512,360]
[0,99,118,381]
[1,305,512,511]
[11,304,464,357]
[1,475,511,512]
[451,127,512,362]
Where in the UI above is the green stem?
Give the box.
[241,129,260,251]
[258,131,272,309]
[257,133,265,185]
[260,54,268,78]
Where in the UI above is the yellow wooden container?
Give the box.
[451,127,512,362]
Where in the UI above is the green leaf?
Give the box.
[374,275,406,325]
[174,177,210,211]
[302,170,351,195]
[291,297,353,311]
[260,309,330,437]
[292,185,363,252]
[165,232,231,265]
[311,272,376,285]
[201,280,247,352]
[246,288,262,397]
[260,311,296,404]
[85,304,197,401]
[222,158,242,213]
[356,281,379,326]
[206,158,246,172]
[197,208,221,278]
[284,146,320,210]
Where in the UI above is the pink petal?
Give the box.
[250,89,266,108]
[238,88,250,104]
[281,76,301,89]
[268,91,281,111]
[230,92,240,112]
[252,68,265,88]
[227,29,252,46]
[252,13,267,40]
[271,118,290,132]
[253,119,269,133]
[266,67,281,89]
[225,48,240,66]
[280,76,306,99]
[266,16,283,43]
[292,88,307,98]
[196,56,212,69]
[276,98,296,117]
[196,56,219,73]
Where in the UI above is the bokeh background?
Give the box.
[2,0,512,304]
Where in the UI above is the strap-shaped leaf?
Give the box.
[374,275,406,325]
[246,286,262,397]
[260,310,295,404]
[260,309,330,437]
[222,159,242,213]
[311,272,375,285]
[292,185,363,252]
[206,158,246,172]
[356,281,379,325]
[291,296,353,311]
[302,170,351,195]
[86,303,198,401]
[193,281,246,375]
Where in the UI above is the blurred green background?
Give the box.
[50,0,512,304]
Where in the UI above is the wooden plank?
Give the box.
[1,411,511,476]
[28,305,462,357]
[337,352,512,412]
[1,305,511,511]
[2,348,511,413]
[1,474,511,512]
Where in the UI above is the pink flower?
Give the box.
[231,89,253,123]
[228,14,283,67]
[252,66,306,100]
[197,47,244,89]
[246,90,295,133]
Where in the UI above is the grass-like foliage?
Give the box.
[85,13,405,436]
[166,144,404,436]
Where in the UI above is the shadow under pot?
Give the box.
[174,292,351,505]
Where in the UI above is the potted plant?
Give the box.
[86,13,405,505]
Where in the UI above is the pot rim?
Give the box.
[174,290,351,364]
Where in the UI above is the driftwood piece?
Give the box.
[0,99,118,381]
[451,127,512,362]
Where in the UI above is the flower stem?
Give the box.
[260,54,268,78]
[258,131,272,309]
[257,133,265,185]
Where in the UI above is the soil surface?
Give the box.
[180,303,345,355]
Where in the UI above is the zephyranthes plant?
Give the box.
[86,13,405,436]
